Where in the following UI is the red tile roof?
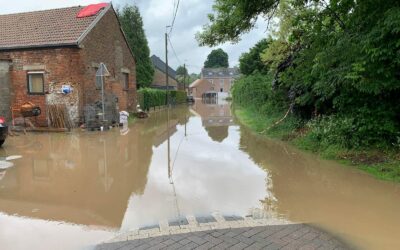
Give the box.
[0,4,110,50]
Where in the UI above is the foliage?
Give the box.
[200,0,400,150]
[138,88,166,111]
[118,5,154,88]
[196,0,280,46]
[176,65,188,76]
[138,88,187,111]
[204,48,229,68]
[239,39,271,75]
[170,90,187,104]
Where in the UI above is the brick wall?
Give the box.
[0,7,138,127]
[80,7,137,112]
[0,48,85,126]
[0,60,11,121]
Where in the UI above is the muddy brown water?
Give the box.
[0,101,399,250]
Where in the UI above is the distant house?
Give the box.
[189,68,239,98]
[0,3,137,126]
[150,55,179,90]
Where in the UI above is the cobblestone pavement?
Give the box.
[96,224,348,250]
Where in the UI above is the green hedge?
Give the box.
[138,88,187,111]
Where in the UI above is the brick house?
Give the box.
[150,55,179,90]
[0,3,137,127]
[189,68,239,98]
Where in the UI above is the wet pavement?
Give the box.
[0,100,399,249]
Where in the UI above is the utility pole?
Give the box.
[165,28,170,106]
[183,63,187,93]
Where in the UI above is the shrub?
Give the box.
[137,88,187,111]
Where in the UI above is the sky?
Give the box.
[0,0,269,74]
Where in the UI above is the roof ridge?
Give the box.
[0,5,85,17]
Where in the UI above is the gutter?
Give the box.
[0,43,78,52]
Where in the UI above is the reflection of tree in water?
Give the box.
[205,126,229,143]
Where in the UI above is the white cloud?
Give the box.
[0,0,270,74]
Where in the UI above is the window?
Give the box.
[209,79,214,85]
[27,72,44,94]
[123,73,129,90]
[220,79,224,86]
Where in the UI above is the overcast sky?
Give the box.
[0,0,269,73]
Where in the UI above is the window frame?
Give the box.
[27,71,45,95]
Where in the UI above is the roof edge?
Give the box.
[0,43,79,52]
[76,3,112,45]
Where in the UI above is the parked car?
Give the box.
[187,95,195,103]
[0,116,7,147]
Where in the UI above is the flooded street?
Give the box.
[0,101,399,250]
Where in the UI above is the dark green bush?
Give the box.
[137,88,187,111]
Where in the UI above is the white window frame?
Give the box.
[27,71,45,95]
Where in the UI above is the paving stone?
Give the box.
[96,224,348,250]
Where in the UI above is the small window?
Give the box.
[220,79,224,86]
[220,88,223,92]
[27,72,44,94]
[209,79,214,85]
[123,73,129,90]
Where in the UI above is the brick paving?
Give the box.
[95,224,348,250]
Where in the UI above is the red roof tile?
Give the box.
[0,4,109,50]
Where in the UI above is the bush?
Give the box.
[137,88,187,111]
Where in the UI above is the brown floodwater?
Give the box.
[0,100,399,250]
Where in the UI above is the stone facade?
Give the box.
[0,6,136,127]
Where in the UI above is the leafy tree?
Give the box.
[196,0,280,46]
[118,5,154,88]
[176,65,188,76]
[204,49,229,68]
[239,38,271,75]
[199,0,400,148]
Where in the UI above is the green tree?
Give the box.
[199,0,400,148]
[239,38,271,75]
[204,48,229,68]
[176,65,188,76]
[118,5,154,88]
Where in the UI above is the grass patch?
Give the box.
[234,107,299,139]
[235,105,400,183]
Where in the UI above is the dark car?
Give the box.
[0,116,7,147]
[187,95,195,103]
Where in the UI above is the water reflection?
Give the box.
[239,126,400,250]
[0,103,399,250]
[190,99,234,143]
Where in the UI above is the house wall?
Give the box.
[0,7,138,127]
[80,7,137,113]
[191,80,213,98]
[0,48,85,126]
[191,78,235,98]
[151,68,178,89]
[0,60,11,121]
[203,77,234,94]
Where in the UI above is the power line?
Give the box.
[169,0,180,35]
[168,35,182,66]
